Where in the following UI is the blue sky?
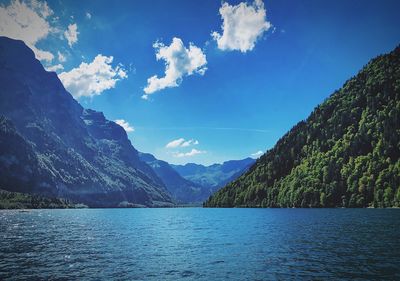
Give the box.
[1,0,400,165]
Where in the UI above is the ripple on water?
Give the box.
[0,208,399,280]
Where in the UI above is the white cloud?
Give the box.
[251,150,264,158]
[166,138,199,148]
[86,12,91,19]
[117,66,127,79]
[58,54,127,99]
[181,139,199,147]
[212,0,271,52]
[114,119,134,132]
[173,149,206,158]
[45,64,63,72]
[143,37,207,96]
[57,51,66,62]
[0,0,55,61]
[64,23,78,47]
[166,138,185,148]
[30,0,53,18]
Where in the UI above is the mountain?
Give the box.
[0,36,173,207]
[205,45,400,208]
[139,152,210,203]
[172,158,255,192]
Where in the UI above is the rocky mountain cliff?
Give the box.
[0,36,173,207]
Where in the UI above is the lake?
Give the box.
[0,208,399,280]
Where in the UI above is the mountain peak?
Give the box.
[0,36,173,207]
[0,37,43,74]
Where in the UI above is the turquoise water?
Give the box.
[0,208,399,280]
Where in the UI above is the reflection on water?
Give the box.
[0,208,399,280]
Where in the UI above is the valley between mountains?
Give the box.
[0,36,399,208]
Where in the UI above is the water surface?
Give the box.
[0,208,399,280]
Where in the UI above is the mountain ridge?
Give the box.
[171,157,255,192]
[138,152,211,204]
[0,36,173,207]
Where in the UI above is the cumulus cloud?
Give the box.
[0,0,55,61]
[58,54,127,99]
[251,150,264,158]
[166,138,199,148]
[173,149,206,158]
[114,119,134,132]
[212,0,271,52]
[57,51,66,62]
[45,64,63,72]
[143,37,207,96]
[64,23,78,47]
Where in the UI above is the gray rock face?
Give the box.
[0,36,173,207]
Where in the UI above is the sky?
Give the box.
[0,0,400,165]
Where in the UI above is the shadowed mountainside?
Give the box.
[0,37,173,207]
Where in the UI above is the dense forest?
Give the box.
[0,189,78,209]
[205,45,400,208]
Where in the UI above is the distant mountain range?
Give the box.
[139,153,208,204]
[205,45,400,208]
[0,37,173,207]
[140,153,255,204]
[171,158,255,192]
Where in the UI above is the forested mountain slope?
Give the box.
[205,45,400,208]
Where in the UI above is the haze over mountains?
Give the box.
[139,152,255,203]
[139,152,207,204]
[171,158,255,192]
